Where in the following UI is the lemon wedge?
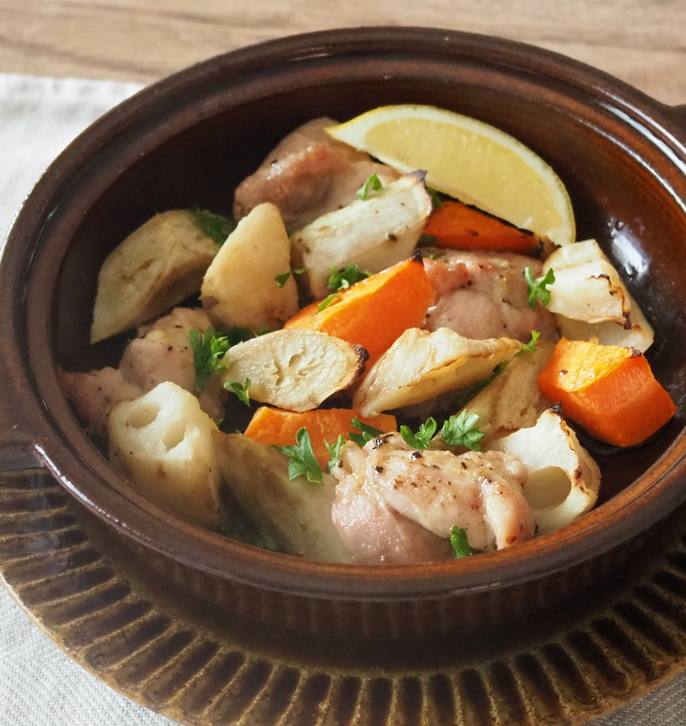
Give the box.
[326,104,575,246]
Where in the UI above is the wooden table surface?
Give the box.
[0,0,684,106]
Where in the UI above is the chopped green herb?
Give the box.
[274,268,305,288]
[191,208,235,245]
[525,267,555,308]
[357,173,383,200]
[520,330,541,353]
[450,525,472,558]
[273,427,323,484]
[189,327,230,391]
[317,293,339,312]
[220,517,280,552]
[426,186,443,209]
[224,378,251,406]
[325,435,347,472]
[418,234,438,247]
[441,410,484,451]
[349,417,384,446]
[399,417,438,450]
[327,264,370,291]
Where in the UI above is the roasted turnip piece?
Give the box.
[200,203,299,332]
[331,433,535,564]
[490,408,601,535]
[353,327,521,418]
[455,340,555,444]
[233,117,399,231]
[422,250,558,342]
[221,329,367,412]
[58,367,143,439]
[91,210,220,343]
[108,382,223,529]
[291,172,433,299]
[543,238,654,352]
[213,432,352,562]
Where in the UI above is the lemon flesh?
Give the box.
[327,104,575,246]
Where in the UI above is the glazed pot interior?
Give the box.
[14,29,686,596]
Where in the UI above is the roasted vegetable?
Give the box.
[537,338,677,446]
[490,408,601,534]
[200,203,299,332]
[291,172,433,298]
[422,200,542,254]
[221,329,367,412]
[108,381,222,529]
[244,406,397,469]
[213,432,352,562]
[91,210,220,343]
[353,327,521,417]
[543,238,654,352]
[456,340,555,444]
[284,255,434,368]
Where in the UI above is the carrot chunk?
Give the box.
[537,338,677,447]
[423,200,541,253]
[284,256,434,367]
[244,406,397,468]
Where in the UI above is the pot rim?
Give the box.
[3,26,686,601]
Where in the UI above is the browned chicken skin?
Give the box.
[233,117,399,231]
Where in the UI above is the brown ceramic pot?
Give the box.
[1,27,685,639]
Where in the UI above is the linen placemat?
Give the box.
[0,70,684,726]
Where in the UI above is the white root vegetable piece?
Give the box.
[91,210,220,343]
[458,341,555,444]
[213,432,352,563]
[489,408,601,535]
[108,381,222,529]
[544,238,654,351]
[221,329,367,412]
[353,327,521,418]
[200,203,299,332]
[291,172,433,299]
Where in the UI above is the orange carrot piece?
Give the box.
[244,406,397,468]
[423,200,541,253]
[284,255,434,367]
[537,338,677,447]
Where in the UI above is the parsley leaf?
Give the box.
[418,233,438,247]
[325,435,347,472]
[357,173,383,200]
[273,427,323,484]
[349,417,384,446]
[189,327,230,391]
[520,330,541,353]
[224,378,251,406]
[525,267,555,308]
[450,525,472,558]
[317,293,339,312]
[426,186,443,209]
[441,410,484,451]
[399,417,438,450]
[191,208,235,245]
[274,268,305,288]
[327,264,370,291]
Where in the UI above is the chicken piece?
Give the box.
[233,117,399,230]
[331,433,535,564]
[120,307,226,420]
[60,307,226,437]
[422,250,558,342]
[58,366,143,439]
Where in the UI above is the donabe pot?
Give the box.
[1,27,686,638]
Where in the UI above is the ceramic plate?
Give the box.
[1,466,686,725]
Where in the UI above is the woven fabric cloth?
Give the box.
[0,71,684,726]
